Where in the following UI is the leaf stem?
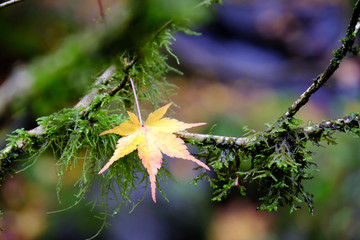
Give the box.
[129,77,143,125]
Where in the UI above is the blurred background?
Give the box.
[1,0,360,239]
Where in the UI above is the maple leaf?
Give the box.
[99,102,210,202]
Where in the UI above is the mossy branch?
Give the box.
[280,0,360,120]
[177,114,360,147]
[0,65,115,181]
[185,113,360,213]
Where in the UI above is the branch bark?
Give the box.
[176,132,250,147]
[177,114,360,148]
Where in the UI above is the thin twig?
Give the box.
[0,0,24,9]
[97,0,105,22]
[280,0,360,121]
[108,57,138,97]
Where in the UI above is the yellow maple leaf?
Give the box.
[99,102,210,202]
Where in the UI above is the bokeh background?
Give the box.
[1,0,360,239]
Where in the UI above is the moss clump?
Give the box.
[191,114,360,214]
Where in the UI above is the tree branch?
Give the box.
[280,0,360,120]
[3,112,358,172]
[176,132,250,147]
[0,0,24,9]
[177,113,360,148]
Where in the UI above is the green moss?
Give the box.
[191,114,360,214]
